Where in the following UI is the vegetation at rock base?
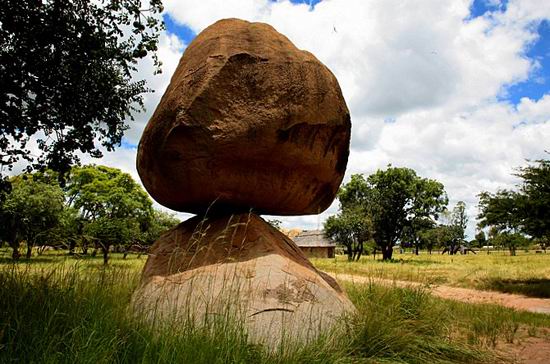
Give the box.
[2,253,550,363]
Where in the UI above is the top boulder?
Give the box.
[137,18,351,216]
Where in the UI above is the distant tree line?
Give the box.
[0,165,179,264]
[325,157,549,261]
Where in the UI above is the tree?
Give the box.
[437,201,470,255]
[516,158,550,242]
[478,190,521,232]
[478,157,549,243]
[419,225,451,254]
[474,230,487,249]
[141,210,180,246]
[403,217,435,255]
[451,201,468,241]
[324,205,372,261]
[332,168,447,261]
[84,217,140,263]
[267,219,283,230]
[0,175,64,259]
[477,157,550,255]
[65,165,153,264]
[0,0,164,179]
[492,231,529,256]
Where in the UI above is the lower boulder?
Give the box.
[132,213,355,348]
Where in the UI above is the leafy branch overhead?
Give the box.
[0,0,164,178]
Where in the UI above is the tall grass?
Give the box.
[0,260,508,363]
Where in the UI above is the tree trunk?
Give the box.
[102,247,109,265]
[81,238,88,255]
[346,244,353,261]
[25,243,33,259]
[381,245,393,260]
[510,246,516,256]
[355,242,363,261]
[11,242,20,260]
[414,245,419,255]
[68,239,76,255]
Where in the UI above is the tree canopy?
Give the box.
[478,158,549,237]
[0,174,65,259]
[0,0,164,181]
[65,165,153,264]
[478,157,550,255]
[0,165,179,263]
[326,167,448,260]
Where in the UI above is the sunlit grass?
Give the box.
[1,249,550,362]
[312,250,550,297]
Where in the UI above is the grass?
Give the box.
[312,250,550,298]
[1,250,550,362]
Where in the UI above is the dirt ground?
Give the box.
[332,273,550,314]
[331,273,550,364]
[504,337,550,364]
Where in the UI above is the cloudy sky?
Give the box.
[90,0,550,238]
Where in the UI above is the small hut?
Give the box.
[293,230,336,258]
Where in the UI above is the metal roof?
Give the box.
[293,230,336,248]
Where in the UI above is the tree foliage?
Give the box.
[326,167,448,261]
[325,205,372,261]
[0,165,179,263]
[65,165,153,264]
[0,174,65,259]
[0,0,164,178]
[451,201,468,241]
[478,157,550,254]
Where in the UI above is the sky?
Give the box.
[79,0,550,238]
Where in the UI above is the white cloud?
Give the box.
[88,0,550,238]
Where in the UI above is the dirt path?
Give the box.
[330,273,550,314]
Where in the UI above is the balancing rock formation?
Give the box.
[133,18,354,347]
[137,18,350,215]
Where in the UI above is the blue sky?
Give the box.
[504,20,550,105]
[468,0,550,105]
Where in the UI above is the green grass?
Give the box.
[1,251,549,362]
[312,251,550,298]
[479,278,550,298]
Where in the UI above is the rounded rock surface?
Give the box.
[132,213,355,348]
[137,18,351,215]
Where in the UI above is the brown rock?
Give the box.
[132,213,355,347]
[137,18,351,215]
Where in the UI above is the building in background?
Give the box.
[293,230,336,258]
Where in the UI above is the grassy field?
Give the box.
[0,250,550,363]
[312,250,550,298]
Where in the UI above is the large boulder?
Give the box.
[132,213,355,347]
[137,18,351,215]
